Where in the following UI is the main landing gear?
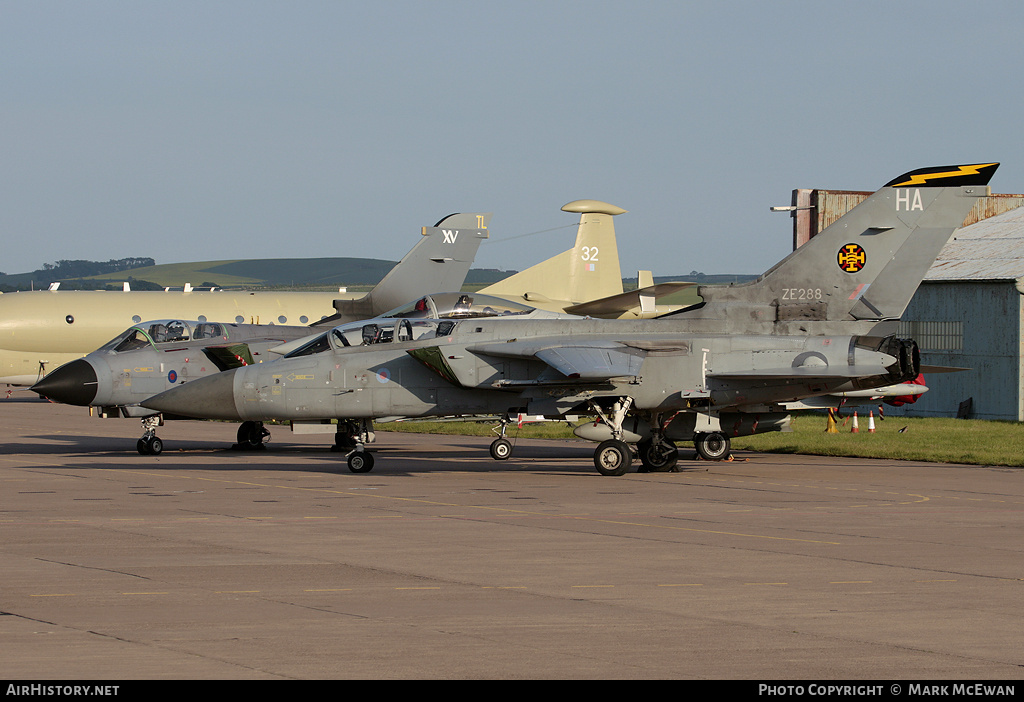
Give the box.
[588,398,635,476]
[587,401,732,475]
[636,437,679,472]
[693,431,731,462]
[489,417,513,461]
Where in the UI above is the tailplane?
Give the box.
[367,212,490,313]
[671,163,998,332]
[320,212,490,324]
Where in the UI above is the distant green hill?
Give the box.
[86,258,401,288]
[0,257,756,293]
[0,258,523,292]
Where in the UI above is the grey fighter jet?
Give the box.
[141,163,999,475]
[32,293,571,454]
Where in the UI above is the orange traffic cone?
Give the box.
[868,411,876,433]
[851,411,859,433]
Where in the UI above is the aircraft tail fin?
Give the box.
[479,200,625,310]
[360,212,490,315]
[681,163,998,328]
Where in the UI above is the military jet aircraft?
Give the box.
[31,318,317,454]
[141,163,998,474]
[29,199,687,453]
[0,211,490,386]
[32,294,573,454]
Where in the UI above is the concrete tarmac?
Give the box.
[2,396,1023,680]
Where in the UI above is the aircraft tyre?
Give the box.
[489,438,512,460]
[137,435,163,456]
[236,421,268,450]
[637,439,678,472]
[694,432,731,461]
[347,451,374,473]
[594,439,632,476]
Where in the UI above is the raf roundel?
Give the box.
[837,243,867,273]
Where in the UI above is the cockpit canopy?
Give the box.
[283,319,457,358]
[282,294,536,359]
[378,293,535,320]
[98,320,228,354]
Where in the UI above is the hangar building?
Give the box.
[896,207,1024,420]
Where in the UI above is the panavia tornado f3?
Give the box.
[140,163,999,475]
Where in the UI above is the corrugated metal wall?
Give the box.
[890,280,1022,421]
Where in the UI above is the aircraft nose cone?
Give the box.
[141,369,241,420]
[30,359,98,406]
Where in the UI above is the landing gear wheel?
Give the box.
[236,421,268,450]
[637,439,679,472]
[347,451,374,473]
[137,435,162,455]
[694,432,731,461]
[594,439,632,476]
[489,438,512,460]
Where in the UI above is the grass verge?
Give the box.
[377,413,1024,468]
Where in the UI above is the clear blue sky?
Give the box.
[2,1,1020,278]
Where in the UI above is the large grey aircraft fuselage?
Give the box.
[164,317,907,425]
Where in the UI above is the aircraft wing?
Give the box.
[563,282,696,317]
[458,339,646,384]
[534,345,645,379]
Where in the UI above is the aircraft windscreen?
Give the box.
[283,332,332,358]
[98,328,155,353]
[380,293,534,320]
